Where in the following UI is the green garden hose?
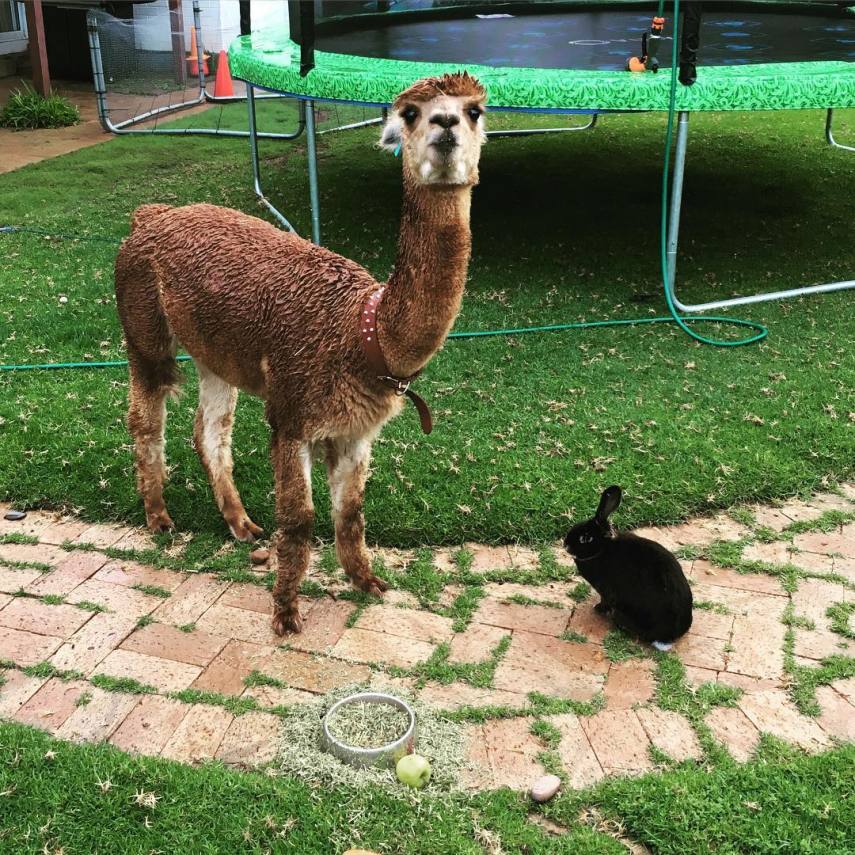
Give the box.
[0,0,770,375]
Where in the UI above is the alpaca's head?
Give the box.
[380,72,487,187]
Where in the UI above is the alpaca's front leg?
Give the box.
[270,434,314,635]
[325,437,388,597]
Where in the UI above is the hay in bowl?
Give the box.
[322,691,416,768]
[325,696,411,750]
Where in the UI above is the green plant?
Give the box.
[569,582,592,603]
[132,584,171,599]
[0,83,80,130]
[826,602,855,640]
[90,674,156,695]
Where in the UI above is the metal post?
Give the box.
[305,100,321,245]
[247,85,298,231]
[666,111,854,312]
[666,112,690,301]
[192,1,206,96]
[86,11,111,134]
[825,109,855,153]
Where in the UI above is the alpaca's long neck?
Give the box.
[377,176,472,378]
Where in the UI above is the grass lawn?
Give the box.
[1,720,852,854]
[0,103,853,549]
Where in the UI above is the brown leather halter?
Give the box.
[359,287,433,435]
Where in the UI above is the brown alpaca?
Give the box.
[115,72,487,635]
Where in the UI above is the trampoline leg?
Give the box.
[665,112,690,301]
[306,100,322,245]
[667,111,855,313]
[247,85,297,232]
[86,11,111,134]
[825,109,855,153]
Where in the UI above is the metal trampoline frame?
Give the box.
[664,110,854,312]
[84,0,583,147]
[86,0,853,314]
[244,90,854,309]
[238,0,854,316]
[826,107,855,153]
[245,83,602,244]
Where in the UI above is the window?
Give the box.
[0,2,26,43]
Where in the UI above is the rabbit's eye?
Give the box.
[580,534,593,544]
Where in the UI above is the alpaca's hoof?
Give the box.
[355,575,388,597]
[229,516,264,543]
[272,608,302,636]
[146,510,175,534]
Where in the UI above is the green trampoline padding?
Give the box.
[229,30,855,113]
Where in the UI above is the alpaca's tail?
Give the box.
[118,204,182,393]
[130,203,173,233]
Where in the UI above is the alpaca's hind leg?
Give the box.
[270,434,314,635]
[127,358,176,534]
[193,362,262,543]
[325,437,388,597]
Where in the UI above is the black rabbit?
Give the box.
[563,486,692,650]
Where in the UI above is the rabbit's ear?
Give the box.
[595,486,622,523]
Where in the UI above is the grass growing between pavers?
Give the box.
[654,653,742,764]
[781,599,855,717]
[390,633,512,689]
[685,522,855,716]
[2,720,853,854]
[1,107,854,545]
[827,602,855,640]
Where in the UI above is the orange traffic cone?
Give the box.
[214,50,234,97]
[186,28,209,77]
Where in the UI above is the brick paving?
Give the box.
[0,487,853,794]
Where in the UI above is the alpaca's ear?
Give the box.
[379,115,404,153]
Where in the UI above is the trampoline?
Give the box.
[228,1,855,317]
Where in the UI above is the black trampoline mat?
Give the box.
[316,9,855,70]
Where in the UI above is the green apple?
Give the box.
[396,753,431,788]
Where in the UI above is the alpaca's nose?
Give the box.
[429,112,460,129]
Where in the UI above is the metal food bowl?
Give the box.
[321,692,416,769]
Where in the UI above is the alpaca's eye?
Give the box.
[467,106,482,122]
[401,106,419,125]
